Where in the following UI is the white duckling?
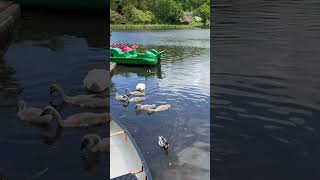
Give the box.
[80,134,109,153]
[135,104,156,111]
[40,106,109,128]
[17,100,52,125]
[136,83,146,92]
[158,136,169,150]
[147,104,171,114]
[50,84,107,108]
[125,88,145,97]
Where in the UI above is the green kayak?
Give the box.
[15,0,106,11]
[110,48,165,66]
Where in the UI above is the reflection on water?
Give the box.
[214,1,320,180]
[0,59,21,108]
[111,29,210,180]
[0,11,107,179]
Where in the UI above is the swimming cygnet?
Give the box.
[17,100,52,125]
[124,95,145,104]
[50,84,107,108]
[125,88,145,97]
[147,104,171,114]
[80,134,109,153]
[40,106,109,128]
[115,93,128,101]
[135,104,156,111]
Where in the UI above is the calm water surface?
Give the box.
[214,1,320,180]
[111,29,210,180]
[0,11,107,179]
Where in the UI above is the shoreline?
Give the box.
[111,24,209,31]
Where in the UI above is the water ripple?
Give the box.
[213,0,320,179]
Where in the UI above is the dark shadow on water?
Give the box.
[13,10,106,48]
[0,59,21,108]
[0,11,108,180]
[213,1,320,179]
[114,64,164,79]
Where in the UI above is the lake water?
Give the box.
[213,1,320,179]
[0,11,107,179]
[111,29,210,180]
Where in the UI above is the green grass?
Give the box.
[111,23,205,31]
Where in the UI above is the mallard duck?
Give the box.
[50,84,108,108]
[135,83,146,92]
[80,134,109,153]
[135,104,156,111]
[125,88,145,97]
[158,136,169,149]
[17,100,52,125]
[124,95,145,104]
[40,106,109,128]
[147,104,171,114]
[147,69,155,75]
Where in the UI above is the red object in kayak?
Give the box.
[131,44,139,49]
[119,44,133,52]
[110,43,140,52]
[119,44,140,52]
[110,42,117,48]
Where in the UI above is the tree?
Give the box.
[110,0,209,25]
[110,0,116,10]
[110,9,116,23]
[122,3,154,24]
[152,0,183,23]
[176,0,208,11]
[195,4,210,25]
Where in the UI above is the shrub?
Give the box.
[195,4,210,25]
[152,0,183,23]
[110,9,116,23]
[122,3,154,24]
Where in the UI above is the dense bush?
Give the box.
[111,9,126,24]
[195,4,210,25]
[122,3,154,24]
[152,0,183,23]
[110,9,115,23]
[110,0,209,25]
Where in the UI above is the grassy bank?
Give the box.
[111,24,205,31]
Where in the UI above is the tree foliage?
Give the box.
[122,3,154,24]
[110,0,210,24]
[195,4,210,25]
[152,0,182,23]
